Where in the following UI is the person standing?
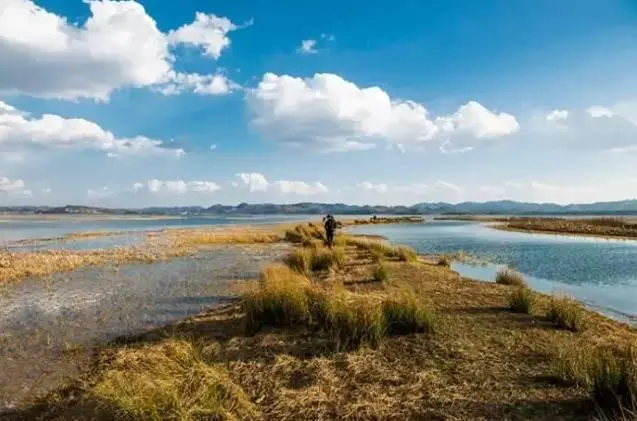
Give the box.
[323,214,337,247]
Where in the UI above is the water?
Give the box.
[0,214,312,245]
[348,220,637,324]
[0,243,290,409]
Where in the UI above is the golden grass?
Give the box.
[241,264,311,334]
[91,339,258,421]
[171,228,281,248]
[548,295,587,332]
[11,222,637,421]
[495,268,528,287]
[498,217,637,239]
[383,290,436,335]
[283,246,346,275]
[437,255,452,267]
[322,288,386,350]
[507,287,534,314]
[372,263,389,283]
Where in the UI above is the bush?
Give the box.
[507,287,534,314]
[241,265,311,334]
[495,268,527,287]
[284,224,324,244]
[590,344,637,416]
[437,255,451,267]
[383,291,435,335]
[323,290,385,350]
[547,295,586,332]
[392,246,418,263]
[372,264,389,283]
[91,339,257,421]
[284,248,313,275]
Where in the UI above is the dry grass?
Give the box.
[171,228,281,248]
[91,339,258,421]
[495,268,528,287]
[10,223,637,421]
[283,246,346,275]
[590,344,637,416]
[372,263,389,283]
[241,264,311,334]
[437,255,452,267]
[383,290,436,335]
[507,287,534,314]
[498,217,637,239]
[548,295,587,332]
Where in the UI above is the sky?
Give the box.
[1,0,637,207]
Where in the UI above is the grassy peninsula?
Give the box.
[5,222,637,421]
[436,215,637,240]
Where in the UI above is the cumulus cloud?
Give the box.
[272,180,329,195]
[0,0,244,100]
[541,101,637,151]
[0,100,184,157]
[358,182,389,193]
[0,176,25,193]
[297,39,317,54]
[145,179,221,194]
[246,73,519,153]
[235,172,329,195]
[236,172,269,192]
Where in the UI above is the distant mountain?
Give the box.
[3,200,637,216]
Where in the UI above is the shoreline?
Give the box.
[4,223,637,420]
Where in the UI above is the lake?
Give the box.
[348,220,637,325]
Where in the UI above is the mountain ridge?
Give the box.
[3,199,637,215]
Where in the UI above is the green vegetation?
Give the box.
[507,287,534,314]
[495,268,527,287]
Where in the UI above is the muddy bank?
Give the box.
[0,243,289,411]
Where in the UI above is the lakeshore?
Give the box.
[435,215,637,240]
[2,221,637,420]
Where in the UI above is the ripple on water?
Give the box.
[0,243,289,410]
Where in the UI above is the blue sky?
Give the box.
[1,0,637,207]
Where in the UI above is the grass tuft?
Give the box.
[589,344,637,416]
[392,246,419,263]
[284,248,312,274]
[437,255,452,267]
[372,264,389,283]
[547,295,586,332]
[383,291,435,335]
[241,264,311,334]
[284,247,345,274]
[507,287,534,314]
[323,290,385,350]
[495,268,527,287]
[91,339,258,421]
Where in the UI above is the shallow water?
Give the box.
[349,221,637,324]
[0,214,312,245]
[0,243,289,410]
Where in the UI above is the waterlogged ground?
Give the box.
[349,220,637,325]
[0,243,289,410]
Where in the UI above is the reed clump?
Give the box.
[507,287,534,314]
[91,339,258,421]
[495,268,527,287]
[547,295,586,332]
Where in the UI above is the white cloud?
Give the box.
[297,39,317,54]
[210,144,217,150]
[0,1,243,100]
[542,101,637,151]
[234,172,329,195]
[272,180,329,195]
[145,179,221,194]
[87,186,111,199]
[156,72,238,96]
[546,109,569,121]
[236,172,269,192]
[0,176,25,192]
[0,100,184,157]
[358,182,389,193]
[246,73,519,153]
[167,12,243,59]
[42,187,52,194]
